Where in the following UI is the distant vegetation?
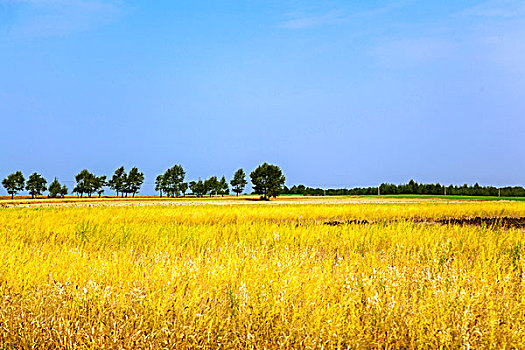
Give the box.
[0,163,282,199]
[285,179,525,197]
[2,167,524,199]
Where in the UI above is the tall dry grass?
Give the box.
[0,201,524,348]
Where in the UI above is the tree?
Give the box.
[125,167,144,198]
[74,169,96,198]
[218,176,229,196]
[73,169,89,197]
[60,184,68,198]
[2,171,25,199]
[155,174,165,197]
[48,178,66,198]
[250,163,286,199]
[189,180,206,197]
[26,172,47,198]
[230,168,247,196]
[94,175,107,198]
[205,176,218,196]
[73,170,105,198]
[108,166,126,197]
[180,182,188,196]
[160,165,185,197]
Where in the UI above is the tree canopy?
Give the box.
[218,176,229,196]
[180,182,189,196]
[204,176,218,197]
[2,171,25,199]
[230,168,247,196]
[157,165,185,197]
[189,179,207,197]
[108,166,126,197]
[48,178,68,198]
[155,174,165,197]
[250,163,286,199]
[73,170,106,198]
[26,172,47,198]
[126,167,144,197]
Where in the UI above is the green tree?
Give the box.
[250,163,286,199]
[161,165,185,197]
[205,176,218,196]
[230,168,247,196]
[94,175,107,198]
[189,179,206,197]
[60,184,68,198]
[155,174,165,197]
[48,178,65,198]
[180,182,188,196]
[26,172,47,198]
[218,176,229,197]
[2,171,25,199]
[125,167,144,198]
[108,166,126,197]
[74,169,97,198]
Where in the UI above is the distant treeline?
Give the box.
[1,163,285,200]
[3,166,524,199]
[284,180,525,197]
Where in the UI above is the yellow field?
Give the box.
[1,200,524,348]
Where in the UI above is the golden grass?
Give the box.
[0,201,524,348]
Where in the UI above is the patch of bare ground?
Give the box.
[324,219,371,226]
[324,217,525,228]
[435,216,525,228]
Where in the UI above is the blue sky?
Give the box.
[1,0,524,194]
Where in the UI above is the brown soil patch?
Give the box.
[435,216,525,228]
[324,219,371,226]
[324,216,525,229]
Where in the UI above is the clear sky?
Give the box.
[1,0,524,194]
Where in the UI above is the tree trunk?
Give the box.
[11,193,13,199]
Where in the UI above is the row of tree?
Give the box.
[1,163,287,199]
[285,179,525,197]
[0,167,146,199]
[73,167,145,198]
[153,164,283,199]
[4,169,523,199]
[153,166,248,198]
[1,171,68,199]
